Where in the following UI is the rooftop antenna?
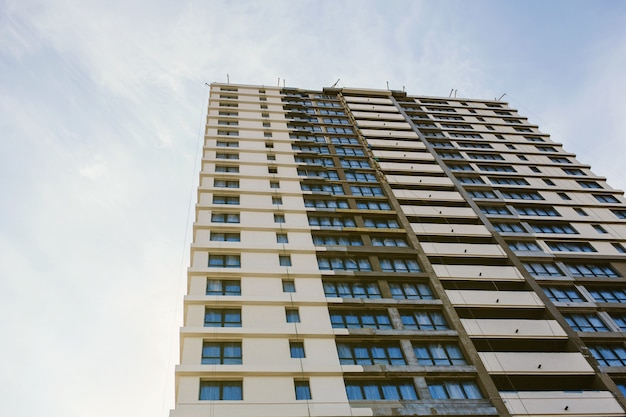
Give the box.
[386,81,390,90]
[283,79,285,88]
[277,77,280,87]
[454,89,457,98]
[227,74,230,84]
[331,79,340,88]
[449,89,454,97]
[403,85,406,92]
[497,93,506,101]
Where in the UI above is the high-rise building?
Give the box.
[170,83,626,417]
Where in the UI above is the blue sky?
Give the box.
[1,1,626,416]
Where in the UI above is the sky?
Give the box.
[1,1,626,416]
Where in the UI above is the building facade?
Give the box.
[170,83,626,417]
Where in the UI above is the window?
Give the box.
[202,342,242,364]
[414,343,466,365]
[612,209,626,219]
[457,142,492,149]
[611,314,626,331]
[213,196,240,205]
[536,145,557,152]
[400,311,449,330]
[428,381,482,399]
[437,151,464,159]
[517,154,528,161]
[593,224,608,234]
[217,130,239,136]
[467,153,504,160]
[211,213,240,223]
[264,132,273,138]
[337,342,405,365]
[345,171,377,182]
[210,232,240,242]
[549,156,571,164]
[276,233,288,243]
[290,341,305,358]
[279,255,292,267]
[525,136,544,142]
[208,255,241,268]
[500,191,544,200]
[613,243,626,253]
[330,136,357,144]
[204,308,241,327]
[282,280,295,293]
[345,380,417,400]
[563,168,585,176]
[493,223,525,233]
[262,122,270,127]
[274,214,285,223]
[335,147,365,156]
[294,380,311,400]
[206,279,241,296]
[469,190,497,199]
[589,288,626,303]
[574,208,588,216]
[308,216,355,227]
[506,144,516,150]
[389,282,434,299]
[270,181,280,189]
[371,236,408,247]
[379,258,421,273]
[564,313,609,332]
[317,256,372,271]
[441,123,473,130]
[546,241,596,252]
[313,235,363,246]
[558,192,571,200]
[508,241,541,251]
[458,176,485,184]
[266,154,275,160]
[565,263,619,278]
[323,281,381,298]
[341,159,370,168]
[216,152,239,160]
[356,201,392,210]
[363,218,400,229]
[530,166,541,173]
[199,381,242,401]
[588,345,626,366]
[272,196,282,205]
[431,141,454,149]
[531,223,577,234]
[543,179,556,186]
[301,183,344,195]
[489,177,529,186]
[216,140,238,147]
[330,310,392,329]
[515,206,560,217]
[286,308,300,323]
[523,262,563,277]
[578,180,602,189]
[350,186,384,196]
[213,179,239,188]
[543,287,584,302]
[448,164,473,171]
[215,165,239,173]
